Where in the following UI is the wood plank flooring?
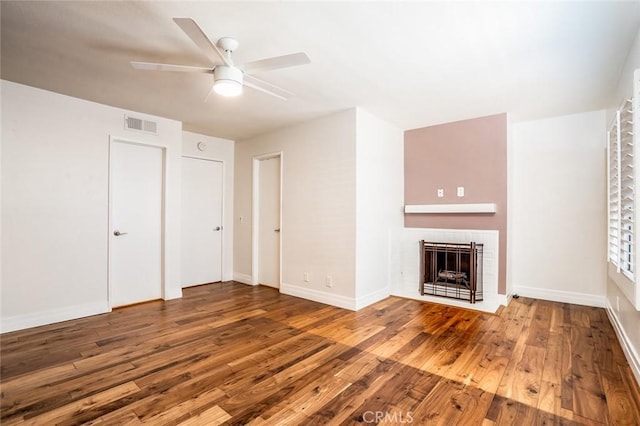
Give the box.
[2,282,639,425]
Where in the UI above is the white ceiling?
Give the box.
[1,1,639,141]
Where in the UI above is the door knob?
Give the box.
[113,230,128,236]
[274,228,280,233]
[214,226,222,231]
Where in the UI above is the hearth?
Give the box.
[419,241,483,303]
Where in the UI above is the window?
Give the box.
[608,97,635,280]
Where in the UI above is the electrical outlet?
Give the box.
[437,189,444,198]
[304,272,310,282]
[325,276,333,288]
[457,186,464,197]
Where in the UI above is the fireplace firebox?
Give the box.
[419,241,483,303]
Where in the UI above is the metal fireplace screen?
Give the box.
[419,241,484,303]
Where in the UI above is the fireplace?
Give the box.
[419,241,483,303]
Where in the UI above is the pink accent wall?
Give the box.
[404,113,507,294]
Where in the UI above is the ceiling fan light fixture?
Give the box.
[213,66,243,97]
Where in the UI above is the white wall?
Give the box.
[1,80,183,332]
[182,131,234,282]
[234,109,358,307]
[609,26,640,124]
[510,109,607,306]
[354,108,404,308]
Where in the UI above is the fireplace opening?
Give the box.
[419,241,484,303]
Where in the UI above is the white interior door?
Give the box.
[258,156,281,288]
[181,157,223,287]
[109,141,163,307]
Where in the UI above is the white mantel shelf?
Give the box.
[404,203,497,214]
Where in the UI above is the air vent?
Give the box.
[124,115,157,134]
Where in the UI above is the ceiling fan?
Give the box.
[130,18,310,100]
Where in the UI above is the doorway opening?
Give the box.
[252,153,282,288]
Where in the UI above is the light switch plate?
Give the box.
[437,189,444,198]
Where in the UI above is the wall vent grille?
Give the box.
[124,115,157,134]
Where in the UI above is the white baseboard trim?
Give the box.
[606,300,640,386]
[513,285,606,307]
[164,288,183,300]
[233,272,254,285]
[355,287,390,310]
[280,283,356,311]
[1,301,111,334]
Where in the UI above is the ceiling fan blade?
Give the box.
[173,18,230,66]
[242,52,310,74]
[243,74,294,100]
[130,61,212,73]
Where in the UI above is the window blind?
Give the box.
[608,114,620,267]
[608,98,635,280]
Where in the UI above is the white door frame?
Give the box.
[108,136,167,308]
[181,155,226,283]
[252,152,283,286]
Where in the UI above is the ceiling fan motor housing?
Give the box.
[213,65,244,96]
[214,65,243,85]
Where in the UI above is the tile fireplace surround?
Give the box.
[390,228,505,313]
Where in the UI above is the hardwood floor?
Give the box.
[1,282,639,425]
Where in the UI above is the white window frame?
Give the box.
[608,69,640,310]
